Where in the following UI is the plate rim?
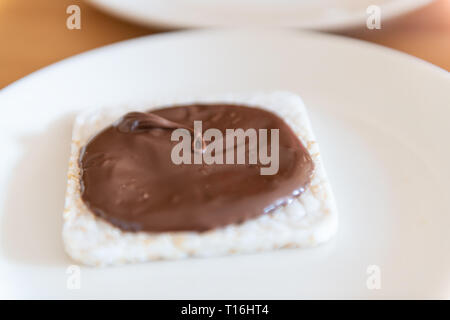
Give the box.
[1,28,448,97]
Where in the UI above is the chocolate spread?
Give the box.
[79,104,314,232]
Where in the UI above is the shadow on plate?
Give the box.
[1,114,76,267]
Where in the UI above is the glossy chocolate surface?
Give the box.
[79,104,314,232]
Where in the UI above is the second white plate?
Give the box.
[88,0,433,29]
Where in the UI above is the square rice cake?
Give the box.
[63,92,338,266]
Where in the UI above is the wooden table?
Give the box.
[1,0,449,89]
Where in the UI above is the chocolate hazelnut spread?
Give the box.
[79,104,314,232]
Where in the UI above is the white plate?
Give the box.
[88,0,432,29]
[0,29,449,299]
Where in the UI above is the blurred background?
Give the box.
[0,0,449,89]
